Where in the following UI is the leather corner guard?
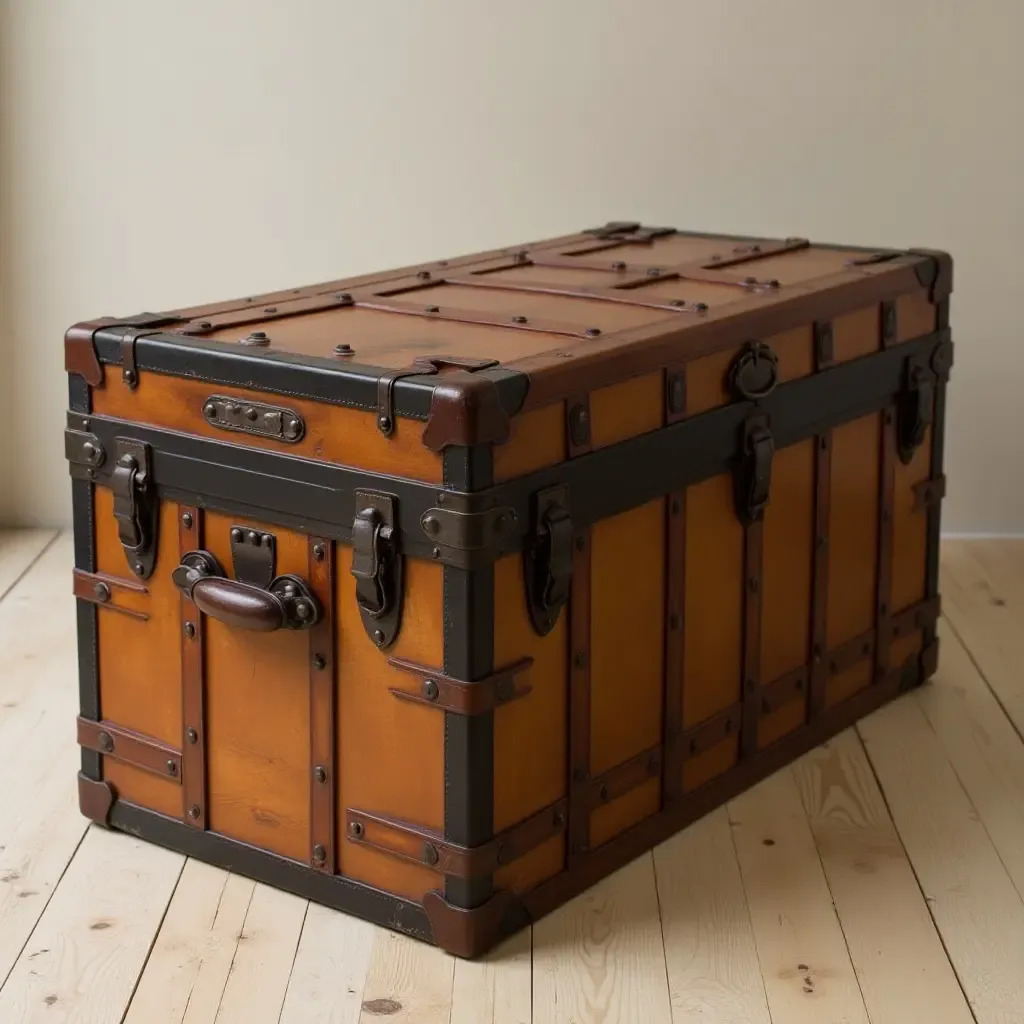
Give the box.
[387,657,533,714]
[72,568,150,620]
[346,799,567,880]
[421,372,512,452]
[422,888,527,959]
[65,318,117,386]
[78,772,115,826]
[77,718,182,783]
[908,248,954,302]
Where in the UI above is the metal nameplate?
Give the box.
[202,395,305,443]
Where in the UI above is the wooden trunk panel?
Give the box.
[493,554,567,834]
[589,500,665,777]
[896,291,937,342]
[683,737,739,793]
[203,514,310,862]
[335,553,445,901]
[493,403,566,483]
[95,489,183,749]
[826,413,881,649]
[590,372,664,449]
[103,761,181,818]
[891,425,932,613]
[589,778,660,849]
[92,367,442,483]
[833,305,881,364]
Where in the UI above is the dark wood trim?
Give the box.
[586,747,661,810]
[77,718,181,781]
[662,490,686,805]
[179,505,207,829]
[568,526,593,861]
[72,568,149,620]
[308,536,336,874]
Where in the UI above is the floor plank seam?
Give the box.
[852,725,980,1023]
[0,529,59,605]
[940,611,1024,748]
[212,877,258,1022]
[648,851,675,1022]
[276,900,310,1024]
[0,819,90,992]
[118,850,188,1024]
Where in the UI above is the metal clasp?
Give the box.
[897,357,934,464]
[525,485,572,636]
[111,438,159,579]
[351,491,403,648]
[735,415,774,524]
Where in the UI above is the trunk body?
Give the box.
[66,223,952,956]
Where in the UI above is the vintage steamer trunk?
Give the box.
[65,222,952,956]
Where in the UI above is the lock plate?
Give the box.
[734,415,774,524]
[351,490,403,648]
[203,395,305,443]
[110,438,159,579]
[524,485,572,636]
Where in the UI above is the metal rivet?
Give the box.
[313,653,326,671]
[646,267,661,277]
[349,821,364,838]
[751,244,762,253]
[768,279,781,289]
[496,678,515,702]
[670,298,687,307]
[186,727,198,744]
[203,402,217,419]
[188,804,201,820]
[334,343,354,356]
[244,331,270,347]
[599,784,609,802]
[423,679,439,701]
[314,766,327,783]
[585,327,601,337]
[378,416,392,432]
[247,530,259,544]
[230,528,242,543]
[574,652,588,669]
[312,543,325,561]
[122,369,137,385]
[417,270,432,280]
[373,629,385,646]
[422,843,439,866]
[695,302,709,312]
[184,621,196,639]
[553,809,565,828]
[425,305,440,313]
[422,516,441,536]
[82,441,97,461]
[134,562,145,576]
[261,533,273,548]
[263,306,277,313]
[431,547,441,559]
[312,844,327,864]
[93,582,111,603]
[611,260,626,270]
[181,512,193,529]
[743,276,757,285]
[98,731,114,753]
[512,315,528,324]
[198,321,213,328]
[295,602,311,621]
[245,407,258,421]
[337,292,353,302]
[166,759,178,776]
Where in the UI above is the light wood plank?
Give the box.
[279,903,377,1024]
[355,930,454,1024]
[123,861,255,1024]
[792,729,973,1024]
[212,882,307,1024]
[0,528,55,600]
[532,854,672,1024]
[450,928,532,1024]
[941,539,1024,736]
[0,825,184,1023]
[652,808,770,1024]
[727,768,870,1024]
[0,535,91,985]
[859,691,1024,1023]
[916,618,1024,901]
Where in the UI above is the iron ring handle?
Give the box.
[172,552,321,632]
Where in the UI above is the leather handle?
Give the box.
[172,552,321,632]
[189,577,286,632]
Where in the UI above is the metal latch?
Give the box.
[351,490,403,648]
[110,438,159,579]
[735,415,774,524]
[897,357,934,464]
[525,485,572,636]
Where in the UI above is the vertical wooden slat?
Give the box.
[740,518,765,759]
[568,526,592,863]
[876,407,897,677]
[663,490,686,806]
[308,536,336,873]
[179,505,206,829]
[809,432,833,718]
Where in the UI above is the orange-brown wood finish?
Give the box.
[589,372,664,449]
[492,403,566,483]
[891,425,933,614]
[103,761,182,819]
[95,489,183,749]
[92,368,442,483]
[832,305,881,364]
[335,553,445,901]
[896,291,937,343]
[203,514,311,862]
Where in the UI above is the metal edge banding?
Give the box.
[308,537,336,873]
[179,505,207,829]
[568,526,592,861]
[107,800,432,942]
[810,431,833,717]
[663,492,686,805]
[69,376,102,783]
[923,321,948,674]
[442,446,495,910]
[876,407,897,678]
[740,515,765,758]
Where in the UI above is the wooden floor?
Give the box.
[1,532,1023,1023]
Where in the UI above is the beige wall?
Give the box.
[2,0,1021,533]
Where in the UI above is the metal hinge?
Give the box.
[735,415,774,524]
[524,485,572,636]
[584,221,676,243]
[419,493,520,569]
[110,439,160,579]
[351,491,403,648]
